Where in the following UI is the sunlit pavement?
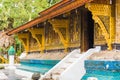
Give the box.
[0,64,33,80]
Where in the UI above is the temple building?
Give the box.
[7,0,120,53]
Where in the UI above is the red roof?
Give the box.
[7,0,93,35]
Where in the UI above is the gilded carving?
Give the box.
[116,0,120,43]
[94,23,106,45]
[85,3,111,16]
[117,7,120,17]
[49,19,69,52]
[29,36,39,51]
[98,16,110,33]
[59,28,66,39]
[86,3,115,50]
[45,24,62,50]
[116,1,120,18]
[69,13,81,47]
[93,16,109,42]
[17,33,29,53]
[28,28,45,52]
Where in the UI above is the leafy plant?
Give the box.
[0,0,60,30]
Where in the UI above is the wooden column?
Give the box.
[81,9,89,52]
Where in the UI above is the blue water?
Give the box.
[18,59,60,74]
[82,60,120,80]
[82,70,120,80]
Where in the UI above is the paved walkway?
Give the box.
[0,69,28,80]
[0,71,8,80]
[88,50,120,60]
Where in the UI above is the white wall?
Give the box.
[59,46,101,80]
[40,49,80,80]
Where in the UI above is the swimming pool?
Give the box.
[82,60,120,80]
[18,59,60,74]
[82,70,120,80]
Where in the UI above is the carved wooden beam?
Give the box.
[49,19,69,52]
[86,3,115,50]
[7,0,91,35]
[17,33,29,53]
[28,28,45,52]
[86,3,111,16]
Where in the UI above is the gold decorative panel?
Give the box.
[17,33,30,53]
[98,16,110,33]
[86,3,115,50]
[48,14,81,51]
[117,6,120,18]
[69,14,81,47]
[94,23,106,45]
[59,28,66,39]
[86,3,111,16]
[28,28,45,52]
[45,24,63,50]
[116,1,120,18]
[116,0,120,43]
[29,35,39,51]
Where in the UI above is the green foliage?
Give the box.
[0,47,3,52]
[0,65,4,69]
[47,0,61,6]
[16,50,21,56]
[0,0,60,30]
[0,0,60,55]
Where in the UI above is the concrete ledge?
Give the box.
[15,69,33,79]
[0,71,8,80]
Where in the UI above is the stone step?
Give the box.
[58,62,72,68]
[0,71,8,80]
[68,57,78,61]
[51,68,65,80]
[71,54,81,58]
[65,61,73,64]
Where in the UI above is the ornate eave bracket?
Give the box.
[28,28,45,52]
[49,19,69,52]
[86,3,115,50]
[17,33,29,53]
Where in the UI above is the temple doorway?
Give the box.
[81,8,94,52]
